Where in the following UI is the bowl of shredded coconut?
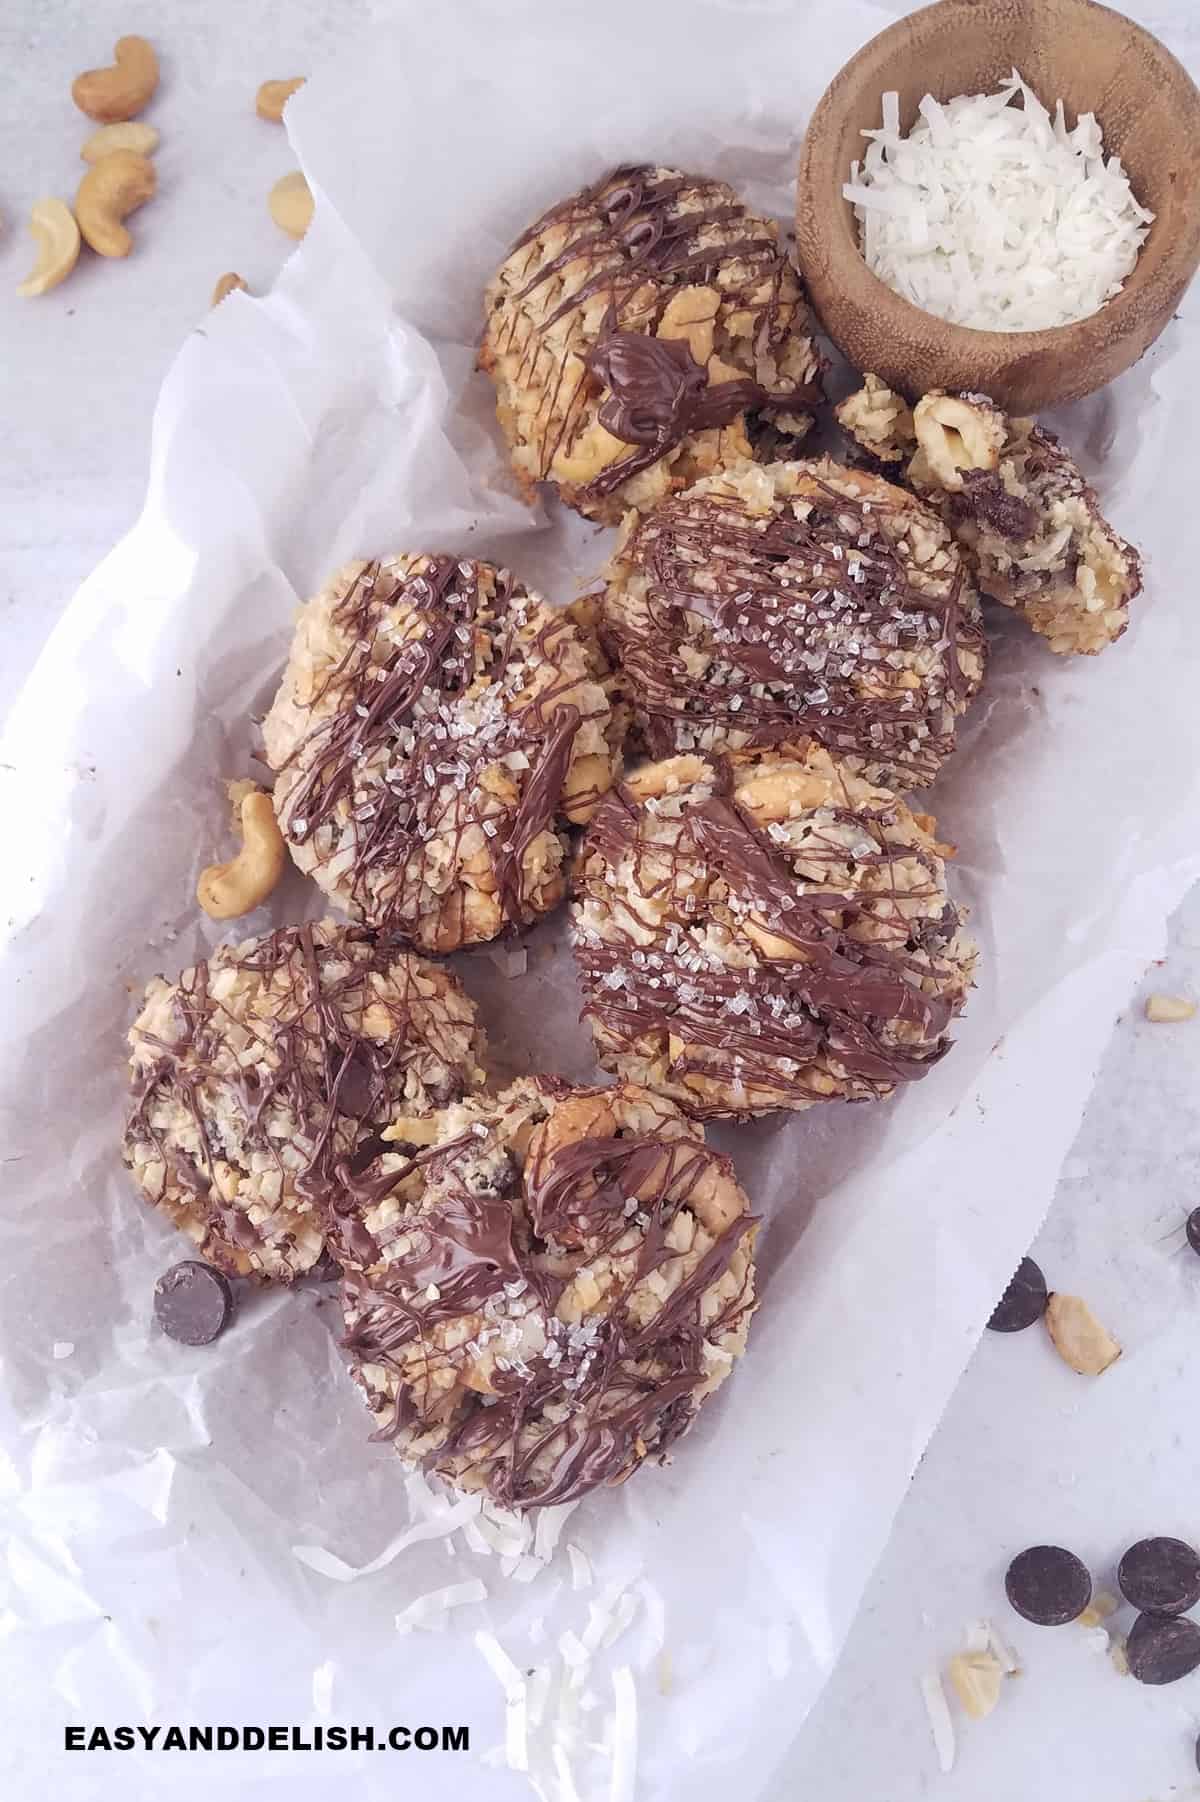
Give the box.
[796,0,1200,412]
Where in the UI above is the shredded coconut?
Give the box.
[290,1490,483,1580]
[920,1668,956,1774]
[394,1578,487,1634]
[568,1543,594,1591]
[311,1661,334,1717]
[608,1666,638,1802]
[846,70,1154,330]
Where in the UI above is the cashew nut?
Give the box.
[1145,992,1196,1023]
[211,271,248,307]
[1044,1292,1122,1376]
[913,393,1006,493]
[75,150,156,258]
[268,171,313,239]
[16,198,81,298]
[256,77,306,122]
[81,121,159,163]
[196,790,286,920]
[72,36,159,123]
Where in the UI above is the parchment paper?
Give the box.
[3,2,1200,1798]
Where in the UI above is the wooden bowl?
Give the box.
[795,0,1200,412]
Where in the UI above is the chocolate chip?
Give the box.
[1126,1613,1200,1685]
[154,1260,234,1345]
[1118,1538,1200,1617]
[1187,1207,1200,1258]
[1005,1545,1092,1625]
[987,1257,1048,1333]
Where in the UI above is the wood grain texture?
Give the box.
[796,0,1200,411]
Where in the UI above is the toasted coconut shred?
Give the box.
[920,1668,957,1774]
[474,1580,659,1800]
[846,72,1154,331]
[292,1467,665,1797]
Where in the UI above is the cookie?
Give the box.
[339,1078,758,1509]
[123,922,487,1281]
[601,456,985,791]
[571,746,977,1119]
[839,378,1142,655]
[263,555,620,952]
[480,164,823,525]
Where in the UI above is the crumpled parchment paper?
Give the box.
[3,2,1200,1798]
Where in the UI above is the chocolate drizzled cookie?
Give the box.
[480,164,823,523]
[602,457,985,790]
[263,555,621,952]
[571,746,977,1119]
[123,923,487,1280]
[340,1078,757,1510]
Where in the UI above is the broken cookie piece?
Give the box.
[834,373,914,466]
[838,376,1143,656]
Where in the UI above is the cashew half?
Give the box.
[256,77,306,122]
[76,150,156,258]
[81,121,159,163]
[16,198,81,298]
[913,393,1006,493]
[211,271,248,307]
[196,790,286,920]
[72,36,159,123]
[268,171,313,239]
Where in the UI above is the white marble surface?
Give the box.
[3,3,1200,1799]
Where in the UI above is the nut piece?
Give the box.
[256,77,306,122]
[1078,1592,1119,1629]
[268,171,313,239]
[211,272,248,307]
[913,392,1006,492]
[836,374,916,464]
[1145,993,1196,1023]
[75,149,156,258]
[81,121,159,163]
[946,1651,1003,1721]
[196,790,286,920]
[16,198,81,298]
[72,36,159,123]
[1045,1292,1122,1376]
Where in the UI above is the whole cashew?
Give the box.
[75,150,156,258]
[81,121,159,163]
[72,36,159,123]
[211,271,248,307]
[196,790,287,920]
[256,77,306,122]
[912,393,1006,493]
[16,198,81,298]
[268,171,313,239]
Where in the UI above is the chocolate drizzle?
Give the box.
[582,327,815,503]
[486,164,823,506]
[123,924,480,1275]
[604,465,985,788]
[269,557,607,944]
[573,755,972,1114]
[340,1092,757,1510]
[955,468,1040,542]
